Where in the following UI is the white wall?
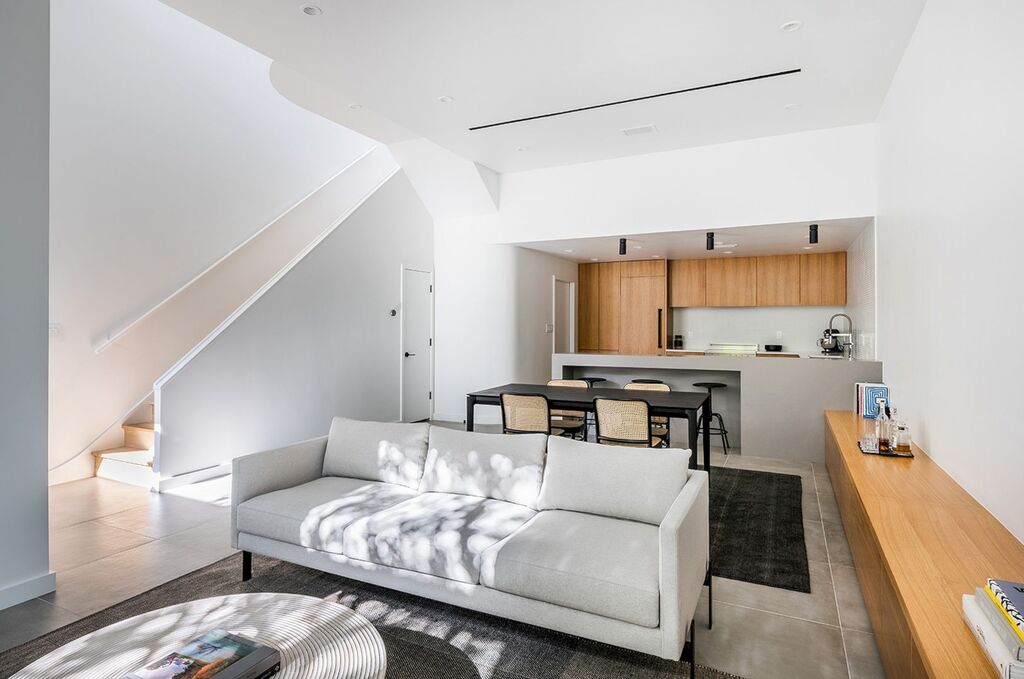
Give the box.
[876,0,1024,541]
[671,306,845,355]
[0,0,55,608]
[433,219,578,424]
[156,172,433,477]
[49,0,378,480]
[466,124,877,244]
[845,221,877,359]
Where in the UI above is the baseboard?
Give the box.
[156,462,232,492]
[0,570,56,611]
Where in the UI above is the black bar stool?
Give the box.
[693,382,730,453]
[579,377,606,387]
[630,378,665,385]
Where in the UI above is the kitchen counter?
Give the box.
[552,352,883,462]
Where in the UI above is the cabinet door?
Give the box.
[597,262,621,352]
[620,259,667,277]
[705,257,757,307]
[577,263,599,351]
[756,255,801,306]
[669,259,706,307]
[800,252,847,305]
[618,275,667,355]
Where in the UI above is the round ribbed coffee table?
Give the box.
[12,593,386,679]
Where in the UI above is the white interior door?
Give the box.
[401,268,432,422]
[554,279,573,353]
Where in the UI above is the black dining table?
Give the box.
[466,383,712,473]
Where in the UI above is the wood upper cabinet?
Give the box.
[669,259,706,307]
[705,257,757,307]
[800,252,847,306]
[576,263,599,351]
[597,262,621,351]
[619,259,666,277]
[756,255,801,306]
[618,274,667,355]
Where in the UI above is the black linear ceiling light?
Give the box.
[619,238,627,256]
[809,224,819,244]
[706,232,715,251]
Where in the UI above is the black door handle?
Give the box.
[404,352,416,357]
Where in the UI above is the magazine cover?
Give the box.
[122,630,279,679]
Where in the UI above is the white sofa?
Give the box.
[231,418,710,671]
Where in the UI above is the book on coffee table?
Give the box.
[122,629,280,679]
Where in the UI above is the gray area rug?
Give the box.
[709,466,810,593]
[0,554,743,679]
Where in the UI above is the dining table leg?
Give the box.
[686,412,698,470]
[466,395,476,432]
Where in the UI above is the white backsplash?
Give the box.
[670,306,849,354]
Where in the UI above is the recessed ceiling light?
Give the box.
[650,255,660,259]
[515,146,528,152]
[622,124,658,137]
[563,249,574,253]
[714,242,738,248]
[348,103,363,110]
[780,20,802,32]
[590,257,600,262]
[803,245,814,250]
[301,5,323,16]
[783,103,799,111]
[723,251,734,255]
[437,95,454,104]
[633,245,643,250]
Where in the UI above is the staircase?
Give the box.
[92,404,157,488]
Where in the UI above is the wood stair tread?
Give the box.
[92,447,153,467]
[123,421,155,431]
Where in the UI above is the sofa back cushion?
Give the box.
[536,436,690,524]
[420,427,547,507]
[323,417,429,489]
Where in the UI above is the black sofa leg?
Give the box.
[242,550,252,582]
[681,618,696,679]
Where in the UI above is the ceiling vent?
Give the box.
[622,124,658,137]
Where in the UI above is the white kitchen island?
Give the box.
[552,352,882,463]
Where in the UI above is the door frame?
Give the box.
[399,265,434,422]
[551,276,576,354]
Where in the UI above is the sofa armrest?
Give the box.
[658,469,710,660]
[230,436,328,548]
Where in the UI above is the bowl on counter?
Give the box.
[763,344,783,352]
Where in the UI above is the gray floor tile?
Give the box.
[802,491,822,522]
[844,630,885,679]
[817,491,842,526]
[49,520,153,572]
[833,565,872,632]
[48,478,152,529]
[95,493,228,539]
[694,598,849,679]
[43,518,234,616]
[711,560,840,626]
[0,597,80,654]
[804,520,829,565]
[823,520,854,567]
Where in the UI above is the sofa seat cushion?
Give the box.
[236,476,417,553]
[420,426,546,507]
[343,493,536,584]
[479,510,660,628]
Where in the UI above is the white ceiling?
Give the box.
[518,218,872,262]
[162,1,925,173]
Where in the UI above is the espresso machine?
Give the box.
[816,313,855,359]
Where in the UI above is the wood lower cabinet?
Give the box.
[800,252,847,305]
[705,256,757,307]
[756,255,801,306]
[618,274,666,354]
[669,259,706,307]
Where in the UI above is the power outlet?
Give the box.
[544,323,554,334]
[775,330,784,339]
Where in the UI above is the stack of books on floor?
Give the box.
[963,578,1024,678]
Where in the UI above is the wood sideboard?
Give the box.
[825,411,1024,678]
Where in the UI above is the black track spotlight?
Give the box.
[809,224,819,244]
[706,232,715,251]
[619,238,627,256]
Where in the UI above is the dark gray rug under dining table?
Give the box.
[709,466,810,593]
